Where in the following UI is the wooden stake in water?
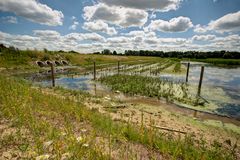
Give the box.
[93,61,96,80]
[197,66,204,96]
[186,62,190,82]
[118,61,120,74]
[50,63,55,87]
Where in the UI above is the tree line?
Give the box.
[1,44,239,59]
[95,49,240,59]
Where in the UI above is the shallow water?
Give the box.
[160,62,240,118]
[31,62,240,119]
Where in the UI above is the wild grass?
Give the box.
[0,76,107,159]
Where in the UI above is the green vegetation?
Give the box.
[99,74,203,106]
[1,44,239,73]
[190,58,240,66]
[173,62,182,73]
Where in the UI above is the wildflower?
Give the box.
[76,136,83,143]
[81,129,87,133]
[83,143,89,147]
[61,132,66,136]
[36,154,50,160]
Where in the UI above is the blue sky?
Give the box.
[0,0,240,53]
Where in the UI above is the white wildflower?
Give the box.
[76,136,83,143]
[82,143,89,147]
[36,154,50,160]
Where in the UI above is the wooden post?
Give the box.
[94,83,97,96]
[197,66,204,96]
[50,63,55,87]
[93,61,96,80]
[118,61,120,74]
[186,62,190,82]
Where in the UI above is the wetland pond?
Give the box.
[28,62,240,123]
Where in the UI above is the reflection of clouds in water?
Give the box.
[160,74,185,82]
[202,86,233,103]
[38,76,92,91]
[189,66,240,87]
[165,64,240,116]
[56,77,90,91]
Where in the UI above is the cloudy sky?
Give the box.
[0,0,240,53]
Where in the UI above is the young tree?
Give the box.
[113,50,117,55]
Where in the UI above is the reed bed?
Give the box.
[99,74,203,106]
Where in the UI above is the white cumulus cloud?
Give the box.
[194,11,240,33]
[83,3,148,27]
[100,0,182,12]
[208,11,240,33]
[192,35,216,41]
[83,20,117,35]
[146,16,193,32]
[0,0,64,26]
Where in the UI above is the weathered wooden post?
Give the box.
[93,61,96,80]
[197,66,204,96]
[94,83,97,95]
[186,62,190,82]
[118,61,120,74]
[50,63,55,87]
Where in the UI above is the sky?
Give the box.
[0,0,240,53]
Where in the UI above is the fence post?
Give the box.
[186,62,190,82]
[93,61,96,80]
[197,66,204,96]
[50,63,55,87]
[118,61,120,74]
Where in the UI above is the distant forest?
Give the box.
[95,49,240,59]
[1,44,240,59]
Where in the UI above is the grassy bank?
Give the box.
[189,58,240,66]
[0,48,162,69]
[0,75,237,159]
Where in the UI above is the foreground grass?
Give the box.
[0,75,237,159]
